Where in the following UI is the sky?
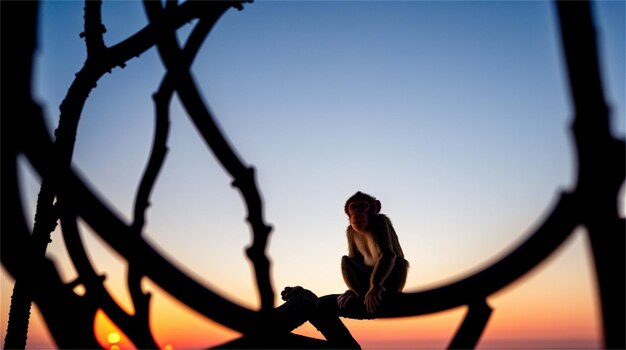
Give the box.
[1,0,624,349]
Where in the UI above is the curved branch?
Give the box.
[127,6,228,345]
[15,73,264,335]
[556,1,625,348]
[132,0,216,237]
[60,209,159,349]
[447,299,492,349]
[142,0,276,313]
[73,172,266,333]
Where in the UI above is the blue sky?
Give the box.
[3,0,624,348]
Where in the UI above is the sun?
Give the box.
[107,332,121,345]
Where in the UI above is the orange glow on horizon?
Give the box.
[144,279,242,349]
[0,231,600,350]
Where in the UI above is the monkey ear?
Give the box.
[373,200,381,214]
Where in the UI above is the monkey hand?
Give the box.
[364,285,385,314]
[337,290,357,309]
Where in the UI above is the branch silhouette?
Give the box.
[143,0,275,314]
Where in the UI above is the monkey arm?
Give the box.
[369,215,399,289]
[361,216,400,313]
[369,251,396,289]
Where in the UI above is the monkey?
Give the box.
[337,191,409,314]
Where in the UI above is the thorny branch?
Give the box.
[141,0,276,314]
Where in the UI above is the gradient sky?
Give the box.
[2,0,624,349]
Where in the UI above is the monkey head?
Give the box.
[344,191,381,233]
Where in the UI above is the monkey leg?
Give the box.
[382,257,409,292]
[341,256,372,297]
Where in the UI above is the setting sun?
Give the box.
[107,332,121,345]
[94,310,135,350]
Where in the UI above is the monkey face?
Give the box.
[348,200,370,232]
